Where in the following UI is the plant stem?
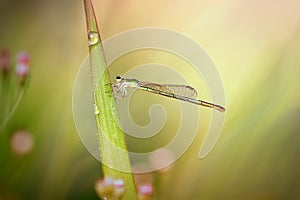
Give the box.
[0,79,28,135]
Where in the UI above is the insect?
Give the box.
[113,75,225,112]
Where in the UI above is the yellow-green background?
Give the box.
[1,0,300,199]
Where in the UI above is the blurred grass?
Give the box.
[0,0,300,199]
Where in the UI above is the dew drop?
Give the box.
[111,105,121,128]
[94,104,100,115]
[88,31,99,46]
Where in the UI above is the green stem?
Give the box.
[0,79,29,135]
[83,0,137,199]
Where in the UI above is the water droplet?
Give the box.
[111,105,121,128]
[94,104,100,115]
[88,31,99,46]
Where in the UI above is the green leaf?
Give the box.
[83,0,137,199]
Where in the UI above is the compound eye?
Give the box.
[115,75,122,82]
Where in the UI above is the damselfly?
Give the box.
[113,76,225,112]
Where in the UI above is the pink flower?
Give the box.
[113,179,125,188]
[94,177,114,199]
[132,163,154,185]
[95,177,126,199]
[17,52,30,65]
[16,52,30,80]
[113,179,125,198]
[138,183,153,196]
[10,130,34,156]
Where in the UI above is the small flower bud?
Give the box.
[95,177,126,199]
[0,49,10,73]
[113,179,125,199]
[10,130,34,156]
[17,52,30,65]
[137,183,153,200]
[138,183,153,196]
[95,177,114,199]
[16,52,30,83]
[132,163,154,189]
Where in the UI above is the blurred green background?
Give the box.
[1,0,300,199]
